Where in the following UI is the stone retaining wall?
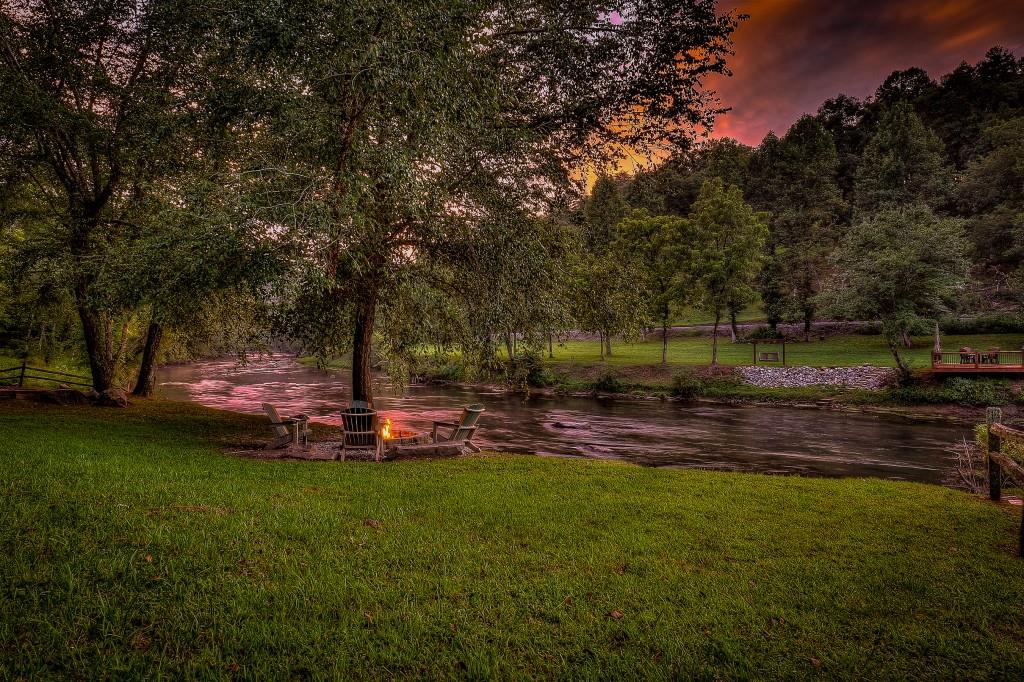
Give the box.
[738,365,897,390]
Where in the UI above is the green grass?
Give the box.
[549,333,1024,369]
[2,401,1024,678]
[670,302,765,326]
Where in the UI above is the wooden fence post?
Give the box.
[18,361,26,387]
[987,407,1003,502]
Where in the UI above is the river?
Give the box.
[158,357,970,484]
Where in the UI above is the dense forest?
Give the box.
[579,46,1024,372]
[0,0,1021,396]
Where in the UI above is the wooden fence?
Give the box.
[0,362,92,389]
[985,407,1024,557]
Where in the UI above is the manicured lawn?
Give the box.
[1,401,1023,678]
[550,333,1024,369]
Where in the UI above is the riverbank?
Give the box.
[2,400,1023,678]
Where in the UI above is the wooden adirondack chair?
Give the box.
[262,403,310,449]
[339,407,382,461]
[431,404,485,452]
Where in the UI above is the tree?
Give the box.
[683,179,768,366]
[957,117,1024,268]
[0,0,229,392]
[853,101,953,213]
[244,0,738,404]
[572,250,648,360]
[821,204,968,379]
[615,210,690,364]
[747,117,844,335]
[584,175,630,250]
[815,94,873,197]
[874,67,937,107]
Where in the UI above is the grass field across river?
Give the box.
[2,400,1023,678]
[548,333,1024,369]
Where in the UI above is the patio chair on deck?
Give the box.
[431,404,485,452]
[262,403,310,449]
[339,407,382,461]
[987,348,1001,364]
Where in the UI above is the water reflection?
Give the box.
[159,356,968,484]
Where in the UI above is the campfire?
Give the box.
[380,417,392,440]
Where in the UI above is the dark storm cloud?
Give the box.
[709,0,1024,144]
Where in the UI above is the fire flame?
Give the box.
[381,417,392,440]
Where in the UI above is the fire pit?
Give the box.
[379,418,429,447]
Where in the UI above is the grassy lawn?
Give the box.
[549,333,1024,369]
[2,401,1024,677]
[670,302,765,326]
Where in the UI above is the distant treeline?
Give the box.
[581,47,1024,332]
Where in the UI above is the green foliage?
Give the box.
[681,179,768,364]
[957,117,1024,268]
[938,313,1024,335]
[822,204,969,373]
[570,251,650,357]
[670,369,707,400]
[749,116,844,329]
[505,349,555,390]
[583,175,630,250]
[888,378,1014,406]
[593,371,625,393]
[614,209,691,361]
[853,101,953,212]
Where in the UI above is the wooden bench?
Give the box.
[758,351,780,362]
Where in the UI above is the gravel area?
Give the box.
[738,365,898,389]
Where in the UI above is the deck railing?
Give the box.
[933,349,1024,368]
[0,362,92,389]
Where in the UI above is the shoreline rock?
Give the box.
[738,365,898,390]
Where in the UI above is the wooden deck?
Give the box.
[932,349,1024,374]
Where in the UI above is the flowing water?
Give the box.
[158,357,970,484]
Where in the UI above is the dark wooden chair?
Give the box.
[959,347,976,364]
[431,404,485,452]
[262,403,310,449]
[339,407,382,461]
[986,348,1000,364]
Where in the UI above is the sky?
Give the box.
[708,0,1024,145]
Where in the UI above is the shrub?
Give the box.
[888,377,1013,406]
[942,377,1012,406]
[671,370,707,400]
[939,313,1024,335]
[746,326,784,340]
[506,350,553,389]
[594,372,624,393]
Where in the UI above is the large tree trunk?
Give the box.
[901,329,914,349]
[711,311,720,367]
[504,333,515,361]
[76,297,117,393]
[803,307,813,342]
[548,333,553,359]
[604,332,612,357]
[729,309,738,343]
[598,331,605,360]
[351,294,377,405]
[132,321,163,397]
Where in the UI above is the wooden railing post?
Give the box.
[987,407,1003,502]
[18,361,26,387]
